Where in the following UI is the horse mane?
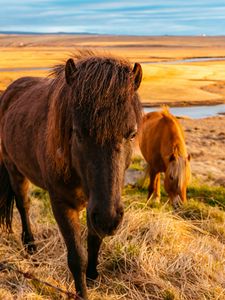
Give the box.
[46,50,142,176]
[161,106,190,189]
[161,106,187,157]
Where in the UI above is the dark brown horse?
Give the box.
[0,50,142,299]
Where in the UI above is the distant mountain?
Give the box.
[0,31,99,35]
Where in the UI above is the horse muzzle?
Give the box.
[171,195,184,209]
[88,205,124,237]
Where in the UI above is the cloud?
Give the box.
[1,0,225,35]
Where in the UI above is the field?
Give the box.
[0,35,225,299]
[1,35,225,105]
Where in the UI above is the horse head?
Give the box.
[64,55,142,237]
[164,152,191,208]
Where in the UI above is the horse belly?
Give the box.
[2,126,46,189]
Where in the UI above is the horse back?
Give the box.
[0,77,49,116]
[139,112,165,168]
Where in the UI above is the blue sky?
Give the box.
[1,0,225,35]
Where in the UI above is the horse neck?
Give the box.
[162,115,188,190]
[165,117,187,160]
[163,122,187,184]
[46,80,72,177]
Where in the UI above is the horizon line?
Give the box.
[1,31,225,37]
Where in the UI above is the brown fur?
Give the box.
[139,107,191,207]
[0,50,142,299]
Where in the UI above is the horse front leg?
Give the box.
[147,168,160,204]
[86,229,102,281]
[50,196,88,300]
[153,173,161,203]
[147,168,156,202]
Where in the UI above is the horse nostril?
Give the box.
[119,210,124,219]
[117,208,124,220]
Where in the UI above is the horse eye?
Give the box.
[126,130,137,141]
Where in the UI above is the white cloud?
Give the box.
[1,1,225,35]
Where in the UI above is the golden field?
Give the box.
[1,35,225,105]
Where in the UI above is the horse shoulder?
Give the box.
[140,113,164,165]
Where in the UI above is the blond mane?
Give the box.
[161,106,190,190]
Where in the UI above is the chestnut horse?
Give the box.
[139,107,191,208]
[0,50,142,299]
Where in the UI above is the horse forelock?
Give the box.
[166,143,191,196]
[46,50,142,176]
[168,156,186,191]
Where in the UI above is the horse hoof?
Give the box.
[25,242,37,254]
[86,267,99,281]
[155,196,160,203]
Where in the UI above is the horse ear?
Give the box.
[65,58,77,86]
[187,153,191,161]
[132,63,142,90]
[169,153,176,162]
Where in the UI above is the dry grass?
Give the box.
[0,185,225,300]
[139,62,225,104]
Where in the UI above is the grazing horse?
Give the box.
[138,107,191,208]
[0,50,142,299]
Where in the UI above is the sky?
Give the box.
[1,0,225,35]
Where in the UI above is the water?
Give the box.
[144,104,225,119]
[142,57,225,65]
[1,57,225,73]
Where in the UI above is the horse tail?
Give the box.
[0,155,15,231]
